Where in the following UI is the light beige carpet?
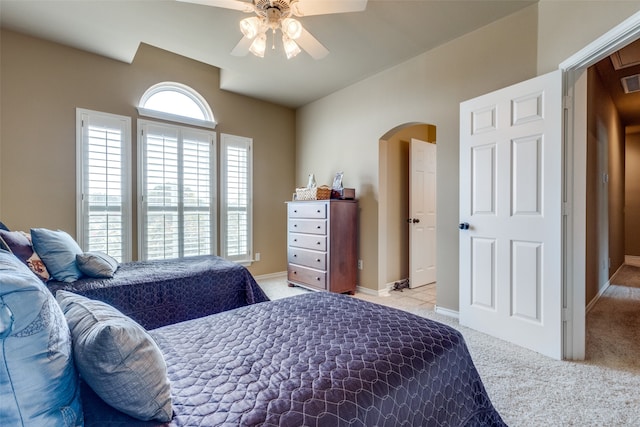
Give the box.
[258,276,640,426]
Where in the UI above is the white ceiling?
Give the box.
[0,0,537,108]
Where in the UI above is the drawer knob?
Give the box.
[316,209,321,213]
[294,210,298,213]
[294,239,298,242]
[294,224,298,227]
[316,242,321,245]
[293,254,297,257]
[316,225,321,229]
[316,259,320,262]
[316,277,320,281]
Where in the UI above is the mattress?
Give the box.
[47,255,269,329]
[81,292,505,426]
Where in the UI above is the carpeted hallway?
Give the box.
[586,264,640,371]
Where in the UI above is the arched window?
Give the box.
[137,82,216,129]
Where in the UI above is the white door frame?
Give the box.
[561,11,640,360]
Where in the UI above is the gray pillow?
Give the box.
[76,251,119,278]
[55,290,173,422]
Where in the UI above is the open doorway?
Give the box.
[583,42,640,367]
[378,123,436,298]
[563,11,640,360]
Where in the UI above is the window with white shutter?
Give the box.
[76,109,132,262]
[220,134,252,262]
[77,84,251,264]
[138,120,216,260]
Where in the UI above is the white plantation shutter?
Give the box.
[139,120,216,260]
[77,109,131,262]
[183,130,214,257]
[221,134,252,262]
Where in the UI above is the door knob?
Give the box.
[412,218,420,224]
[458,222,470,230]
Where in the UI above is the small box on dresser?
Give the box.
[286,200,358,294]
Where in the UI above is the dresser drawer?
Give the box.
[288,219,326,235]
[288,233,327,251]
[288,202,327,219]
[288,247,327,270]
[288,265,327,290]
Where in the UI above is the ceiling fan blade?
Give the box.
[231,36,253,56]
[176,0,254,13]
[296,28,329,59]
[292,0,367,16]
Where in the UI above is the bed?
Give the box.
[80,292,506,427]
[47,255,269,329]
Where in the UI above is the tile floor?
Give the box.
[256,276,437,312]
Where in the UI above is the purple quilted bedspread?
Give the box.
[47,255,269,329]
[81,292,505,427]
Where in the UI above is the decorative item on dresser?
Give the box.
[286,199,358,294]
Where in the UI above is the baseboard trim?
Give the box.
[435,305,459,319]
[586,262,629,313]
[585,266,623,314]
[586,280,610,314]
[356,285,391,297]
[624,255,640,267]
[254,271,287,281]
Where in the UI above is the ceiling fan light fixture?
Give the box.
[249,33,267,57]
[282,18,302,40]
[240,16,261,39]
[282,35,301,59]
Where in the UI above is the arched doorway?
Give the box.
[378,123,436,293]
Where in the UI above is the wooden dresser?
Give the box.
[286,200,358,294]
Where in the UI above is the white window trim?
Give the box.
[76,108,132,262]
[136,107,217,130]
[220,133,253,264]
[137,119,217,260]
[137,82,217,129]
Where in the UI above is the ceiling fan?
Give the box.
[178,0,368,59]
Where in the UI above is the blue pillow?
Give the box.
[0,220,9,231]
[31,228,83,282]
[0,251,83,426]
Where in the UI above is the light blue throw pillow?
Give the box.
[31,228,83,282]
[0,251,83,426]
[56,291,173,422]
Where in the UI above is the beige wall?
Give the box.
[585,66,626,304]
[537,1,640,75]
[297,2,640,311]
[0,30,296,276]
[626,131,640,256]
[297,5,539,307]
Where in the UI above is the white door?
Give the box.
[459,70,563,359]
[410,139,436,288]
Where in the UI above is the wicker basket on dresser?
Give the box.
[286,200,358,294]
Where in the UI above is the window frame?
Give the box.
[76,108,132,262]
[137,82,217,129]
[137,119,217,260]
[220,133,253,264]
